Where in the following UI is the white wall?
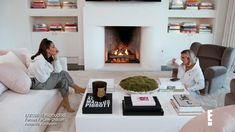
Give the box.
[0,0,31,50]
[214,0,228,44]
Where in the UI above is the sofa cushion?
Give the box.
[0,51,27,72]
[0,90,62,132]
[0,49,32,68]
[0,82,8,95]
[0,62,31,94]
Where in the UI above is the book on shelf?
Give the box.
[31,0,46,8]
[47,0,61,8]
[158,78,184,92]
[172,94,204,113]
[62,1,77,9]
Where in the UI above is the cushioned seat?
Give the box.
[190,42,235,94]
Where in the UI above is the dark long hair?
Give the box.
[31,38,54,63]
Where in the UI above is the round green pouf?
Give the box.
[119,76,158,92]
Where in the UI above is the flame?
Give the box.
[125,49,128,55]
[114,50,118,55]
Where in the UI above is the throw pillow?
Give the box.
[0,51,27,72]
[0,82,8,94]
[0,62,31,94]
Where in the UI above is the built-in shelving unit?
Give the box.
[28,0,81,63]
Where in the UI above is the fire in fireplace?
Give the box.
[105,26,140,63]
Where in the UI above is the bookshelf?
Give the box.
[161,0,217,63]
[28,0,82,63]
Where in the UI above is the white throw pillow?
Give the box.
[0,62,31,94]
[0,51,27,72]
[0,82,8,94]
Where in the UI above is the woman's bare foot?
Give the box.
[71,84,86,94]
[62,96,75,112]
[74,87,86,94]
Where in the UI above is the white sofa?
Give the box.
[0,49,66,132]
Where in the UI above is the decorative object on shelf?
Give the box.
[82,93,112,114]
[119,76,158,94]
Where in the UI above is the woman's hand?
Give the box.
[172,58,176,64]
[53,50,59,60]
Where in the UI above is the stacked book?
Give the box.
[48,23,63,32]
[31,0,46,8]
[199,2,213,10]
[158,78,184,92]
[33,24,48,32]
[170,94,204,116]
[199,24,212,33]
[168,22,181,33]
[170,0,184,10]
[64,23,78,32]
[82,93,112,114]
[47,0,61,9]
[185,0,199,10]
[122,95,164,116]
[181,22,197,34]
[62,1,77,9]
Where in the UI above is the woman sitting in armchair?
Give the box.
[168,49,205,96]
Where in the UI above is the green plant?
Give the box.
[119,76,158,92]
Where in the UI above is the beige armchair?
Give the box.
[190,42,235,94]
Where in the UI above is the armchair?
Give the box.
[224,79,235,105]
[190,42,235,94]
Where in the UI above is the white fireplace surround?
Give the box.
[84,2,170,71]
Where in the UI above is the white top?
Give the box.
[27,54,62,83]
[177,60,205,92]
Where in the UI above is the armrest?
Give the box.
[204,66,227,80]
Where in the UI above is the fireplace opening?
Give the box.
[105,26,140,63]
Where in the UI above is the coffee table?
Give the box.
[75,84,195,132]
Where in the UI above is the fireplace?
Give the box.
[105,26,140,63]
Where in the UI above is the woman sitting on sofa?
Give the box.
[169,49,205,96]
[28,38,85,112]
